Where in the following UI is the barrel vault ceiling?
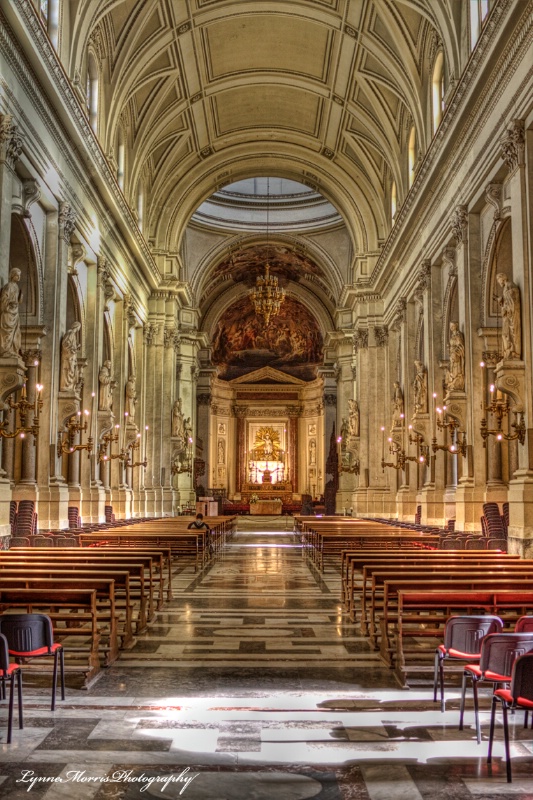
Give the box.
[67,0,461,258]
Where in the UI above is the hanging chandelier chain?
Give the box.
[249,177,285,326]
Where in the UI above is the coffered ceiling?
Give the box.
[67,0,461,254]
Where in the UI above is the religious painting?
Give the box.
[212,295,323,381]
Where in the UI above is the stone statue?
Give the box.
[413,360,428,414]
[171,398,185,438]
[340,417,349,442]
[60,321,81,391]
[445,321,465,392]
[218,439,225,464]
[496,272,521,359]
[392,381,404,426]
[98,360,114,411]
[348,399,360,437]
[0,267,22,357]
[184,416,193,442]
[125,373,137,422]
[309,438,316,465]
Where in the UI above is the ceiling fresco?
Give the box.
[212,296,323,381]
[213,245,325,288]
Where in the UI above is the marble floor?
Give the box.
[1,518,533,799]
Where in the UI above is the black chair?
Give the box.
[488,651,533,782]
[434,615,503,712]
[0,614,65,710]
[0,632,23,744]
[459,632,533,743]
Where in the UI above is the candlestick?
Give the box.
[144,424,148,463]
[490,383,495,404]
[381,426,385,459]
[91,391,95,416]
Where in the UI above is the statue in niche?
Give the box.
[0,268,22,357]
[98,360,115,411]
[445,321,465,392]
[392,381,404,426]
[413,360,428,414]
[218,439,225,464]
[496,272,521,360]
[60,321,81,392]
[184,417,193,443]
[309,438,316,465]
[172,398,185,438]
[340,417,350,444]
[348,399,360,437]
[125,373,137,422]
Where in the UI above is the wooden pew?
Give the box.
[394,590,533,688]
[0,556,152,633]
[377,576,533,668]
[78,531,206,571]
[0,587,100,685]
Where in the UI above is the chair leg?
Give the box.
[439,657,445,713]
[472,677,481,744]
[459,670,468,730]
[524,709,529,728]
[7,674,14,744]
[17,669,23,730]
[487,694,498,763]
[59,647,65,701]
[501,702,512,783]
[433,650,439,703]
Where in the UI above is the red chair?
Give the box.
[459,632,533,743]
[0,632,23,744]
[487,651,533,782]
[434,615,503,712]
[0,614,64,710]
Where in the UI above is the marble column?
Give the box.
[235,407,247,494]
[288,408,299,492]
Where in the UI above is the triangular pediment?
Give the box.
[229,366,306,386]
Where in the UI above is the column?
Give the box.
[235,406,247,494]
[288,408,299,492]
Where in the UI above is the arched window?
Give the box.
[117,129,125,190]
[408,126,416,189]
[136,183,144,231]
[432,51,445,134]
[391,181,397,222]
[87,53,99,134]
[470,0,489,50]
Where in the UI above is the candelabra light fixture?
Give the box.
[1,379,44,443]
[407,425,429,464]
[98,424,125,463]
[433,404,467,457]
[124,430,148,469]
[381,429,419,471]
[57,408,93,457]
[248,177,285,325]
[479,380,526,447]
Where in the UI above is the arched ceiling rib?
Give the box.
[68,0,461,252]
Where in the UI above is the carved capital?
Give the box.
[353,328,368,353]
[324,393,337,406]
[391,297,407,331]
[451,205,468,246]
[144,323,159,346]
[0,115,23,170]
[197,393,211,406]
[233,405,248,418]
[500,119,525,172]
[58,202,77,244]
[164,326,177,348]
[374,326,388,347]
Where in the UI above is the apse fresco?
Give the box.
[212,296,323,381]
[214,245,324,287]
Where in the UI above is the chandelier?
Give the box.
[249,178,285,325]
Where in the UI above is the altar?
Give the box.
[250,499,283,515]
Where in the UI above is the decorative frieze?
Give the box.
[246,408,288,417]
[0,114,23,169]
[500,119,525,171]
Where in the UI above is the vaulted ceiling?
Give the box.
[67,0,462,255]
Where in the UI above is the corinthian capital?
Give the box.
[500,120,525,172]
[58,202,77,244]
[0,115,23,170]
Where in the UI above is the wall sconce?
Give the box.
[432,404,467,457]
[98,424,126,463]
[480,383,525,447]
[381,435,418,472]
[407,425,430,464]
[57,408,93,457]
[124,432,147,469]
[1,381,43,444]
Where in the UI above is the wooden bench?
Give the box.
[394,590,533,688]
[377,577,533,672]
[0,587,100,685]
[0,556,152,633]
[78,531,207,571]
